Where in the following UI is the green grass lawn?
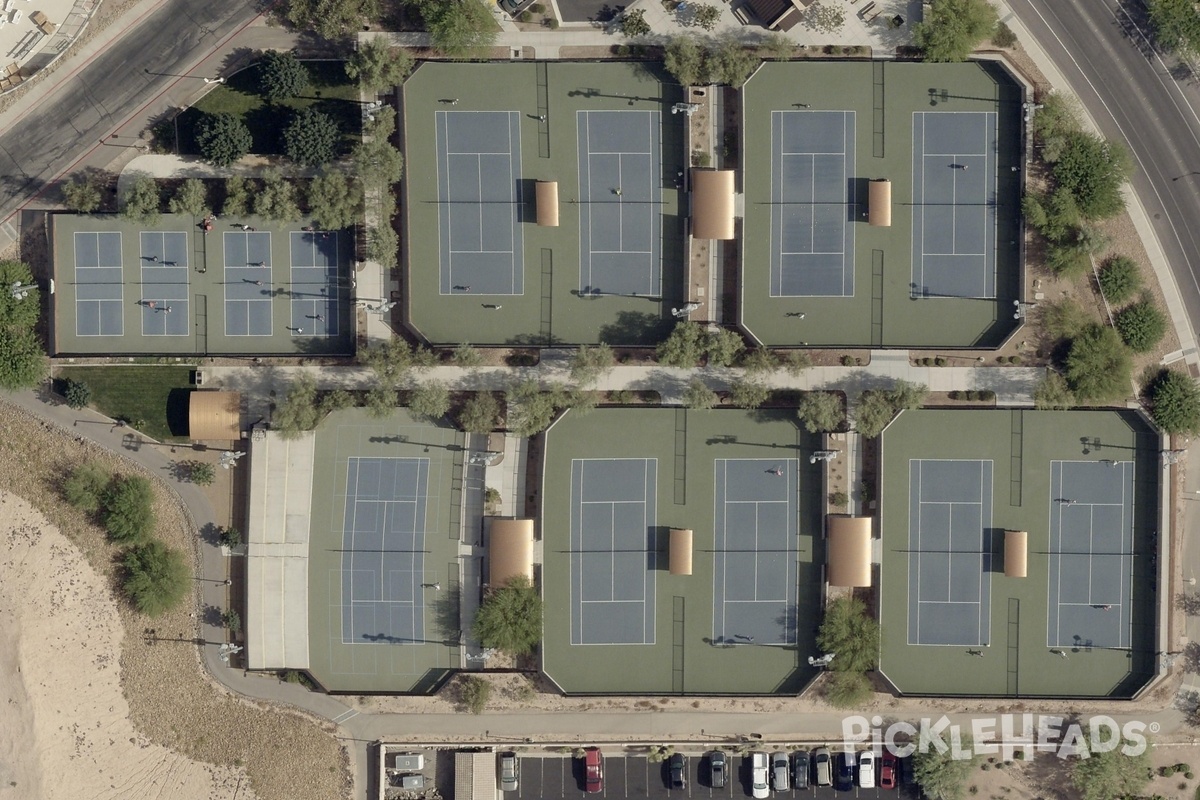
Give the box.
[56,366,196,442]
[178,60,361,158]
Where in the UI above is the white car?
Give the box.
[859,750,876,789]
[750,751,769,799]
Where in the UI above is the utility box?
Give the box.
[393,753,424,772]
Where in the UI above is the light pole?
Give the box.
[10,281,33,300]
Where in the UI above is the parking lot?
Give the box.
[511,754,906,800]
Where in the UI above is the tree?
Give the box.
[1071,748,1151,800]
[508,378,559,436]
[189,461,216,486]
[1054,131,1131,219]
[657,321,707,367]
[1148,369,1200,435]
[366,226,398,268]
[259,50,309,101]
[706,328,745,367]
[364,384,396,418]
[121,176,160,224]
[169,178,210,217]
[284,108,340,167]
[805,1,845,33]
[274,373,323,436]
[254,169,301,221]
[664,35,705,86]
[123,539,190,617]
[1034,372,1074,411]
[692,3,720,30]
[0,327,47,390]
[759,32,794,59]
[222,608,242,634]
[992,20,1017,47]
[102,475,155,543]
[307,171,362,230]
[706,37,757,87]
[346,37,414,90]
[285,0,379,39]
[570,343,615,385]
[473,575,543,656]
[797,391,845,433]
[1148,0,1200,57]
[452,342,484,368]
[0,260,40,331]
[460,674,492,714]
[459,391,500,433]
[1066,324,1133,402]
[1114,295,1168,353]
[912,732,979,800]
[223,175,251,217]
[1041,298,1088,341]
[883,380,928,411]
[825,671,872,708]
[63,377,91,409]
[855,390,899,438]
[683,378,719,410]
[64,463,110,513]
[620,8,651,36]
[409,380,451,421]
[219,526,243,548]
[61,173,103,213]
[353,112,405,189]
[784,350,811,377]
[415,0,498,58]
[363,337,431,388]
[1097,255,1142,304]
[196,113,253,167]
[913,0,997,62]
[741,347,778,375]
[730,378,770,409]
[816,596,880,673]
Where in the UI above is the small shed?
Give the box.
[868,179,892,227]
[826,515,872,587]
[669,528,693,576]
[487,518,534,586]
[1004,530,1028,578]
[188,391,241,441]
[536,180,559,227]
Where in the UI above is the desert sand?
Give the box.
[0,490,255,800]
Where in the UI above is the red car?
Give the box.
[584,747,604,794]
[879,752,898,790]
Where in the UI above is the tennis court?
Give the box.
[770,110,856,297]
[569,458,658,646]
[73,231,124,336]
[712,458,799,646]
[911,111,998,299]
[139,231,190,336]
[1047,460,1134,649]
[290,231,340,337]
[223,230,274,336]
[340,456,433,646]
[577,110,663,297]
[436,110,525,296]
[907,458,994,647]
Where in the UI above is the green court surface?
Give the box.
[50,213,354,356]
[306,408,464,693]
[878,409,1159,698]
[401,61,687,347]
[740,61,1024,348]
[540,408,824,695]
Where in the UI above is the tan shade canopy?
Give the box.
[691,169,735,240]
[826,515,872,587]
[536,180,559,227]
[487,518,534,586]
[669,528,693,576]
[868,179,892,227]
[1004,530,1028,578]
[189,391,241,441]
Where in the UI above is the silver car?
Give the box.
[772,752,790,792]
[499,751,519,792]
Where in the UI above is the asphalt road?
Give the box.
[1004,0,1200,353]
[0,0,258,230]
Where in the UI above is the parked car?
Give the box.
[813,747,833,787]
[792,750,810,790]
[584,747,604,794]
[750,751,770,799]
[880,752,898,790]
[835,751,855,791]
[710,751,727,789]
[499,751,519,792]
[771,752,790,792]
[669,753,687,789]
[497,0,536,16]
[859,750,876,789]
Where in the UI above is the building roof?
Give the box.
[189,391,240,441]
[868,179,892,227]
[1004,530,1028,578]
[536,180,559,227]
[691,169,735,240]
[669,528,693,575]
[826,515,872,587]
[487,518,534,586]
[455,752,497,800]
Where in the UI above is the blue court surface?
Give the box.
[911,111,998,299]
[436,111,524,296]
[139,231,190,336]
[223,231,274,336]
[907,458,993,646]
[577,110,663,297]
[341,457,432,646]
[1047,460,1134,649]
[770,110,856,298]
[712,458,799,645]
[290,231,340,337]
[74,231,124,336]
[570,458,658,645]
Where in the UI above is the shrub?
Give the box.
[1034,372,1074,410]
[408,381,452,421]
[657,321,707,367]
[123,539,190,617]
[825,671,872,708]
[817,596,880,673]
[189,461,216,486]
[1115,296,1168,353]
[102,475,155,543]
[829,491,849,507]
[63,377,91,409]
[797,391,845,433]
[706,327,745,366]
[459,392,500,433]
[61,173,104,213]
[620,8,651,36]
[935,356,947,366]
[474,574,543,655]
[683,379,719,410]
[64,463,110,513]
[730,378,770,408]
[222,608,242,634]
[1148,369,1200,435]
[1067,324,1133,402]
[992,20,1017,46]
[461,675,492,714]
[1054,131,1131,219]
[841,355,856,366]
[1097,255,1142,304]
[219,526,243,548]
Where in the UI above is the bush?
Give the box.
[1034,372,1074,410]
[459,392,500,433]
[620,8,651,36]
[817,596,880,672]
[1054,131,1131,219]
[222,608,242,634]
[284,108,340,167]
[196,113,253,167]
[935,356,947,366]
[992,20,1017,46]
[797,391,845,433]
[408,380,451,421]
[259,50,309,101]
[61,173,104,213]
[452,343,484,368]
[123,539,190,617]
[64,463,110,513]
[63,377,91,409]
[1148,369,1200,435]
[829,491,849,507]
[1115,296,1168,353]
[825,671,872,708]
[102,475,155,543]
[683,379,719,410]
[730,378,770,409]
[656,321,707,367]
[1042,299,1088,341]
[219,526,243,548]
[705,37,757,86]
[841,355,856,366]
[474,574,543,656]
[1097,255,1142,304]
[1066,324,1132,402]
[706,327,745,367]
